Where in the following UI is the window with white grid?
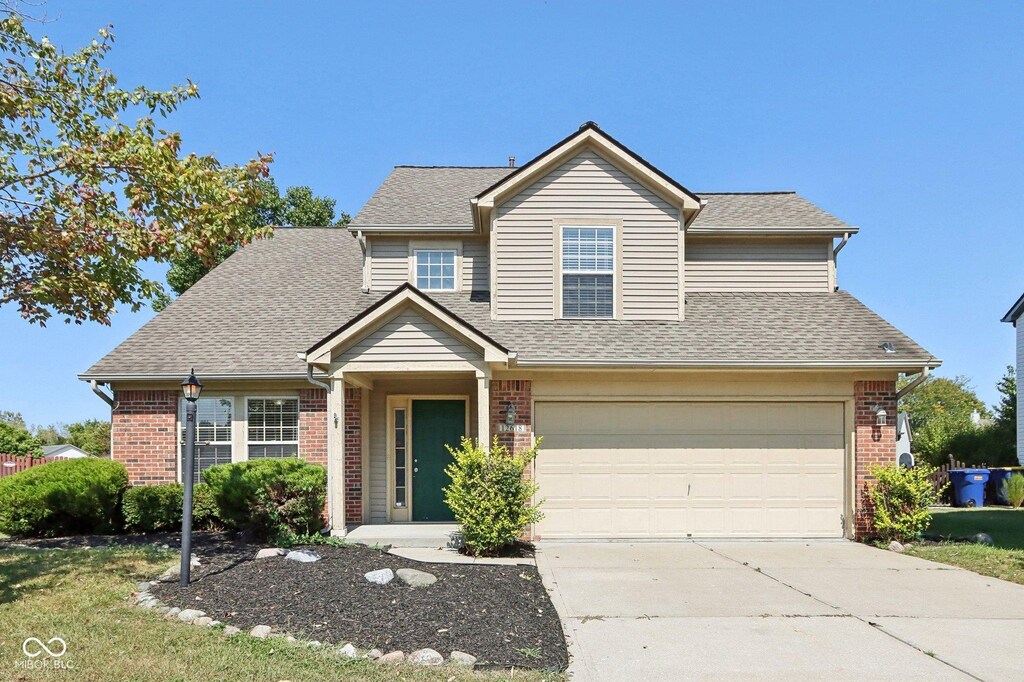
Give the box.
[180,397,233,484]
[246,398,299,459]
[414,249,456,291]
[562,226,614,318]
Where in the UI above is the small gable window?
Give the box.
[414,249,457,291]
[562,226,614,318]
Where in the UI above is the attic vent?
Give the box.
[881,341,897,354]
[508,155,515,168]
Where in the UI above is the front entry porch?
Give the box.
[345,522,463,549]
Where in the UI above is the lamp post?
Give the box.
[180,369,203,587]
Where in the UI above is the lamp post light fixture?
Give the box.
[179,369,203,587]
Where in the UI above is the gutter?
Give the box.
[896,366,930,400]
[78,372,312,382]
[512,358,942,370]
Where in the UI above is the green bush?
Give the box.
[202,458,326,540]
[443,437,544,556]
[122,483,219,533]
[0,458,128,537]
[869,463,945,542]
[1005,473,1024,509]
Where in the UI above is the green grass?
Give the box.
[0,547,563,681]
[904,507,1024,586]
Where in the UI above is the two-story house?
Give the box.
[82,122,939,540]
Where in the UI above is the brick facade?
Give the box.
[112,390,178,485]
[489,379,533,453]
[853,380,898,539]
[344,387,363,524]
[298,388,328,467]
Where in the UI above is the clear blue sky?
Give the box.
[2,1,1021,427]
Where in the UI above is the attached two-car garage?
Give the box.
[534,401,847,539]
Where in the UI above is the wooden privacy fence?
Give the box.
[0,453,48,478]
[928,455,969,502]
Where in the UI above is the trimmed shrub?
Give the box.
[202,458,326,540]
[122,483,219,533]
[869,463,945,542]
[0,458,128,537]
[443,437,544,556]
[1005,473,1024,509]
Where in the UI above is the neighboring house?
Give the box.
[1001,292,1024,465]
[895,411,913,467]
[41,444,92,459]
[81,122,939,540]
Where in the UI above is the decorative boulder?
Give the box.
[250,625,272,638]
[223,626,241,637]
[193,616,213,627]
[887,540,905,553]
[365,648,383,660]
[396,567,437,588]
[337,643,358,658]
[378,651,405,664]
[255,547,287,560]
[177,609,206,623]
[450,651,477,668]
[364,568,395,585]
[408,648,444,666]
[285,549,322,563]
[971,533,993,545]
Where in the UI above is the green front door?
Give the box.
[411,399,464,522]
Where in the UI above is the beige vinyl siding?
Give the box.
[686,238,832,292]
[494,149,681,320]
[462,237,489,292]
[367,376,479,522]
[334,310,481,364]
[369,239,409,292]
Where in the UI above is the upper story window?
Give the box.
[415,249,456,291]
[561,226,614,318]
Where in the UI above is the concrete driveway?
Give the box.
[535,541,1024,681]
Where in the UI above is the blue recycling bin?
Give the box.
[949,469,990,507]
[988,469,1012,505]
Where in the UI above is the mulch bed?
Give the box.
[143,536,568,670]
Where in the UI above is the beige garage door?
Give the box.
[534,401,846,539]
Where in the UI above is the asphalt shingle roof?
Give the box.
[83,229,936,379]
[348,167,850,231]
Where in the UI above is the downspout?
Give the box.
[896,366,930,401]
[833,232,851,258]
[305,364,333,533]
[90,380,116,408]
[356,230,369,294]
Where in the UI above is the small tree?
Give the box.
[1005,473,1024,509]
[869,464,945,542]
[443,437,544,556]
[0,421,43,457]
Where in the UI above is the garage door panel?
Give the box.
[535,401,845,539]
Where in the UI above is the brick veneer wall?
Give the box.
[112,390,178,485]
[489,380,533,453]
[854,380,898,539]
[344,387,363,524]
[298,388,328,467]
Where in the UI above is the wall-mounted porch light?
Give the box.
[873,404,888,426]
[505,401,518,426]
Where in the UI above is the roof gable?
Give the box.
[1002,292,1024,324]
[474,122,703,227]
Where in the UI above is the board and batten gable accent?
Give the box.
[333,309,482,365]
[493,149,682,321]
[685,238,834,293]
[367,236,489,293]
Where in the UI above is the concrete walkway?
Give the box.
[535,541,1024,681]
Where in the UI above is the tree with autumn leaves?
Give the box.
[0,12,274,326]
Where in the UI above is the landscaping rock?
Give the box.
[285,549,322,563]
[336,643,358,658]
[193,616,213,627]
[250,625,272,639]
[177,609,206,623]
[449,650,477,668]
[223,626,241,637]
[255,547,286,560]
[365,648,383,660]
[137,581,152,592]
[158,556,201,582]
[971,533,993,545]
[164,607,181,619]
[396,567,437,588]
[408,648,444,666]
[887,540,905,553]
[208,620,221,628]
[285,636,298,643]
[306,641,322,648]
[378,651,405,664]
[154,606,171,615]
[364,568,395,585]
[138,597,160,609]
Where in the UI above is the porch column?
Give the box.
[328,373,346,536]
[477,374,490,448]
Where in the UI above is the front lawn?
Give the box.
[904,508,1024,586]
[0,545,563,681]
